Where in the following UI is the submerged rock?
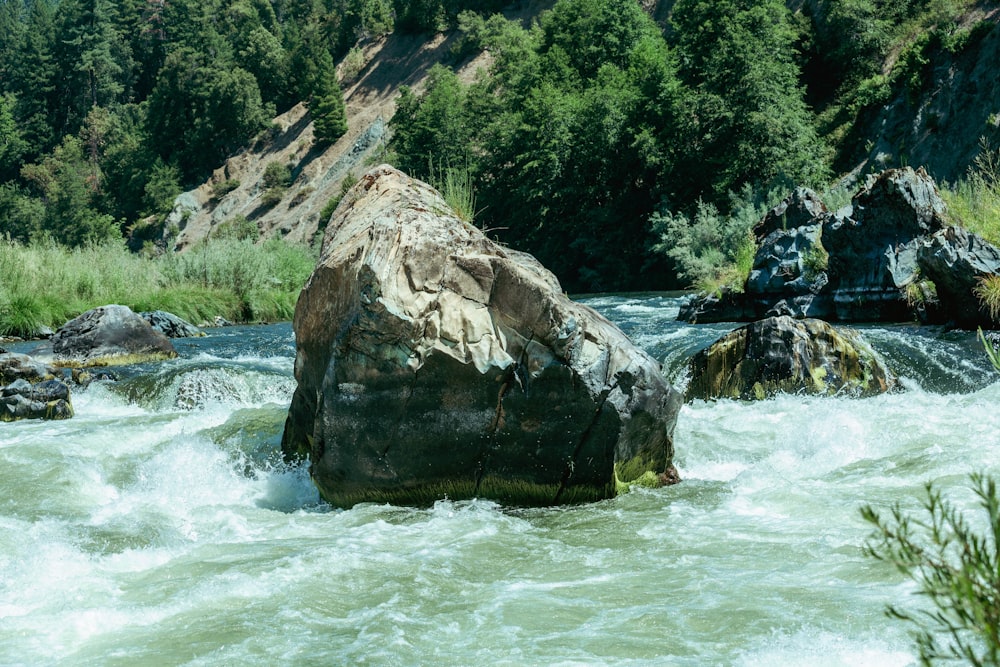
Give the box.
[282,165,682,508]
[48,305,178,367]
[686,316,896,401]
[0,353,73,421]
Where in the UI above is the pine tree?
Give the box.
[311,73,348,145]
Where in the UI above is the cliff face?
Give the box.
[856,8,1000,185]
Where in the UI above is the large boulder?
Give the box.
[0,353,73,421]
[282,165,682,508]
[48,305,178,367]
[686,316,896,401]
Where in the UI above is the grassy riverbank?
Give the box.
[0,238,316,338]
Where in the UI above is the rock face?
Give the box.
[918,225,1000,328]
[0,353,73,421]
[140,310,203,338]
[49,305,178,367]
[680,167,1000,327]
[686,316,896,401]
[282,165,682,508]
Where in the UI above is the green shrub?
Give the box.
[341,46,367,81]
[212,215,258,241]
[652,184,780,292]
[429,162,476,224]
[211,179,241,199]
[974,275,1000,321]
[862,473,1000,666]
[260,186,286,209]
[262,162,292,189]
[941,138,1000,244]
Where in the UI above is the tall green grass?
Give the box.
[0,238,316,338]
[941,139,1000,244]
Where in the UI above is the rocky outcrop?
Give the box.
[47,305,178,367]
[918,225,1000,327]
[140,310,204,338]
[282,165,682,508]
[0,353,73,421]
[686,316,896,401]
[680,167,1000,327]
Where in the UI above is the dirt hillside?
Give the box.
[166,3,553,251]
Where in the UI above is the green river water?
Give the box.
[2,294,999,666]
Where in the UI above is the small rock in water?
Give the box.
[687,316,896,401]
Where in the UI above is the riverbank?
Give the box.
[0,238,315,339]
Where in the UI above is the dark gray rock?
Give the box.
[140,310,204,338]
[686,316,896,401]
[747,223,828,296]
[0,352,61,384]
[50,305,178,367]
[680,167,958,325]
[0,376,73,421]
[282,165,683,508]
[918,225,1000,327]
[752,187,829,242]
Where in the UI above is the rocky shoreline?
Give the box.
[680,167,1000,329]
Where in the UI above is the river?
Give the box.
[2,294,998,666]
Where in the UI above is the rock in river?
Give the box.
[687,316,896,401]
[282,165,682,507]
[0,353,73,421]
[47,305,178,367]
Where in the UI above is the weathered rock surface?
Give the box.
[680,167,1000,328]
[140,310,203,338]
[686,316,896,401]
[282,165,682,508]
[48,305,178,367]
[918,225,1000,328]
[0,352,60,384]
[0,353,73,421]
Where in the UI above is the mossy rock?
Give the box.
[686,316,896,401]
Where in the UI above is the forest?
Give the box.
[0,0,997,296]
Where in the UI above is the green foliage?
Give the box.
[19,135,120,247]
[262,162,292,189]
[974,276,1000,322]
[212,215,258,241]
[979,328,1000,372]
[862,473,1000,666]
[391,66,472,179]
[940,139,1000,245]
[429,162,476,223]
[146,47,270,183]
[652,184,778,291]
[311,75,349,145]
[212,178,242,200]
[671,0,830,201]
[0,236,313,334]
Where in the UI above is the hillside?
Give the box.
[167,2,555,251]
[1,0,997,295]
[171,0,1000,270]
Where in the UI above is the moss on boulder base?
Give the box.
[686,316,896,401]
